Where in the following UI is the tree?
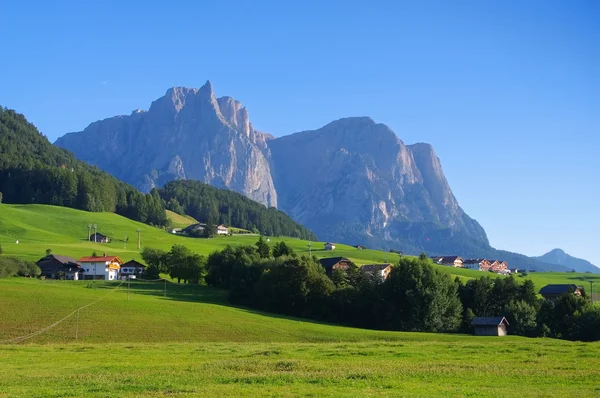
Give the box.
[272,241,294,258]
[505,300,537,336]
[255,236,271,259]
[0,243,3,255]
[45,248,52,255]
[140,247,168,279]
[0,191,3,203]
[383,256,462,332]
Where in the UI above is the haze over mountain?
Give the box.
[535,249,599,274]
[54,82,568,271]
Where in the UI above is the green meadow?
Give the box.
[0,278,599,397]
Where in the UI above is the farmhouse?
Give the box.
[78,255,123,280]
[360,263,393,281]
[463,259,490,271]
[318,257,352,276]
[471,316,510,336]
[120,259,146,279]
[324,242,336,251]
[90,232,110,243]
[434,256,463,267]
[539,284,582,301]
[36,254,83,280]
[216,225,229,235]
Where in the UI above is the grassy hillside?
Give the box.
[166,210,198,228]
[0,278,599,397]
[0,203,598,298]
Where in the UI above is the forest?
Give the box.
[0,107,168,227]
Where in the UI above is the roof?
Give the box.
[438,256,462,263]
[318,257,351,268]
[37,254,80,266]
[538,284,579,295]
[471,316,509,326]
[78,256,123,264]
[122,259,146,268]
[463,258,487,265]
[324,242,335,245]
[91,232,108,237]
[361,264,392,273]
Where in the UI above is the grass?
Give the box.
[1,203,599,298]
[0,278,599,397]
[165,210,198,229]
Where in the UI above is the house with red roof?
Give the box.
[78,255,123,280]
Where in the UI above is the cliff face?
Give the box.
[56,84,490,254]
[267,117,489,253]
[55,81,277,207]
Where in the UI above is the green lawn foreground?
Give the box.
[0,278,600,397]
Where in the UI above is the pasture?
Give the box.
[0,278,599,397]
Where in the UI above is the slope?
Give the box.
[535,249,600,274]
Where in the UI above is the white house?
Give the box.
[78,255,123,280]
[216,225,229,235]
[324,242,336,251]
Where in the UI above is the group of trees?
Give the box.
[202,244,600,341]
[141,245,206,284]
[158,180,317,240]
[0,256,40,278]
[0,107,168,227]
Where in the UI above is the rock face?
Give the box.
[535,249,599,273]
[268,117,489,253]
[56,84,490,254]
[55,82,277,207]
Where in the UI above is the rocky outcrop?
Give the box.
[55,81,277,207]
[267,117,489,253]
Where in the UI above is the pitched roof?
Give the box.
[318,257,351,268]
[122,259,146,268]
[39,254,80,266]
[361,264,392,273]
[78,256,123,264]
[471,316,509,326]
[463,258,487,265]
[438,256,462,263]
[538,284,579,295]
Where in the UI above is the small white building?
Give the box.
[324,242,336,251]
[78,255,123,280]
[216,225,229,235]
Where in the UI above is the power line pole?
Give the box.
[137,229,141,249]
[127,278,130,301]
[589,280,594,305]
[93,224,97,242]
[75,309,80,340]
[87,224,92,241]
[164,279,166,298]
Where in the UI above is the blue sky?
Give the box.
[1,0,598,263]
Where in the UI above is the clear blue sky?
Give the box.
[1,1,598,263]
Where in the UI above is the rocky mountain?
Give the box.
[55,82,277,207]
[55,82,560,267]
[535,249,599,273]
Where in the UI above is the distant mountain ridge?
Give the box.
[535,249,599,273]
[53,81,568,271]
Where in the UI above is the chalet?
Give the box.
[36,254,83,280]
[78,255,123,280]
[360,264,393,281]
[471,317,509,336]
[324,242,336,251]
[183,223,207,235]
[539,284,582,301]
[318,257,352,276]
[354,245,366,250]
[216,225,229,235]
[487,260,500,270]
[90,232,110,243]
[120,259,146,279]
[435,256,463,268]
[463,259,490,271]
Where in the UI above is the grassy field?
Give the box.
[0,278,599,397]
[165,210,198,229]
[1,203,599,298]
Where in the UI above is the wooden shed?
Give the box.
[471,316,509,336]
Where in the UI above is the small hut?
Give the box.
[471,316,509,336]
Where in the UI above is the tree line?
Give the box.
[0,107,168,226]
[158,180,317,240]
[142,239,600,341]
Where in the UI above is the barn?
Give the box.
[471,316,509,336]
